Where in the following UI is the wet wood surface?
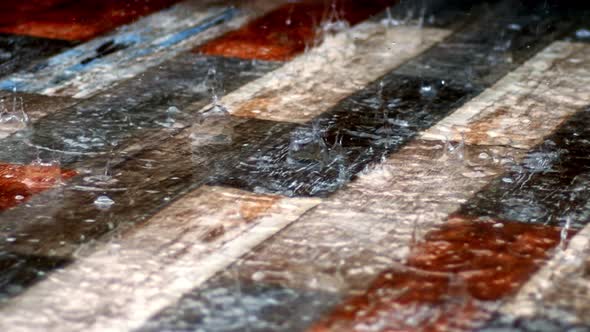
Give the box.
[0,1,588,331]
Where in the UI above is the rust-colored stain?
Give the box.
[197,0,397,61]
[239,195,280,223]
[309,218,568,332]
[199,194,280,243]
[0,163,76,211]
[0,0,181,41]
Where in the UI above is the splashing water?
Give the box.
[440,133,466,162]
[560,214,572,250]
[94,195,115,210]
[23,158,64,189]
[207,67,222,106]
[155,106,188,129]
[0,89,29,138]
[321,1,351,34]
[380,7,399,27]
[287,121,329,167]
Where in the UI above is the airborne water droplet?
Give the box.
[94,195,115,210]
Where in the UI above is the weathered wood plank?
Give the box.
[0,186,320,332]
[0,1,244,98]
[455,107,590,228]
[495,219,590,325]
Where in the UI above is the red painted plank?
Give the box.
[197,0,397,61]
[309,218,571,332]
[0,163,76,211]
[0,0,181,41]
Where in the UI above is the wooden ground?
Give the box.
[0,0,589,331]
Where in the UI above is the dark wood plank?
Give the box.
[0,54,281,165]
[0,34,74,77]
[0,252,70,305]
[139,273,341,332]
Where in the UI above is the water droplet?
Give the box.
[507,23,522,31]
[0,93,29,137]
[166,106,180,114]
[287,122,328,166]
[94,195,115,210]
[419,84,437,98]
[502,177,514,183]
[252,271,265,281]
[190,106,233,147]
